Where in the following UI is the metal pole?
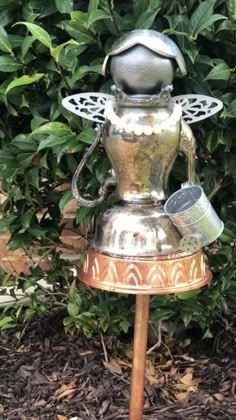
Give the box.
[129,294,150,420]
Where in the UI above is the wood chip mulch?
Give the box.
[0,312,236,419]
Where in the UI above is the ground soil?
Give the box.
[0,312,236,420]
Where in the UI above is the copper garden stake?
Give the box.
[62,30,223,420]
[130,295,150,420]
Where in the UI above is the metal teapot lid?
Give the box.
[102,30,186,76]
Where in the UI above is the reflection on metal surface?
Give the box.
[103,104,182,202]
[104,99,182,134]
[93,204,181,256]
[78,248,211,295]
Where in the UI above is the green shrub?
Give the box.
[0,0,236,338]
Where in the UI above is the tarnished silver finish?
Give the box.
[164,186,224,250]
[92,203,181,257]
[102,30,186,77]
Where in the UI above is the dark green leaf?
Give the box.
[88,10,111,27]
[63,21,95,45]
[21,35,35,58]
[177,290,201,300]
[182,312,193,327]
[150,309,174,322]
[28,225,47,236]
[19,208,36,232]
[59,190,73,211]
[0,316,14,328]
[11,134,37,152]
[7,232,32,250]
[37,134,75,152]
[33,122,73,136]
[55,0,73,14]
[17,152,36,169]
[78,128,96,144]
[220,227,235,243]
[6,73,45,93]
[0,55,23,72]
[0,216,17,233]
[26,167,39,189]
[63,316,74,326]
[70,11,88,27]
[51,40,79,62]
[190,0,227,39]
[0,150,15,163]
[119,319,130,333]
[0,25,12,53]
[221,99,236,119]
[68,302,79,317]
[88,0,99,15]
[135,7,160,29]
[16,22,53,50]
[228,0,236,21]
[204,63,231,81]
[202,328,213,339]
[216,246,233,261]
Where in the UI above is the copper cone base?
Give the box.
[78,248,211,294]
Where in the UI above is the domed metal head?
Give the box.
[109,45,176,94]
[102,29,186,77]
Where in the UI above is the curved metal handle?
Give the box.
[179,119,196,185]
[72,128,116,208]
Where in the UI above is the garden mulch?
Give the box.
[1,312,236,419]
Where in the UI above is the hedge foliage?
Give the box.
[0,0,236,338]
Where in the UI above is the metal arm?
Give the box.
[72,127,116,208]
[179,119,196,185]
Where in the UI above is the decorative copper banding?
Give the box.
[78,248,211,294]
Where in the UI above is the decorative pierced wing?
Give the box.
[62,92,113,124]
[62,92,223,125]
[172,94,223,124]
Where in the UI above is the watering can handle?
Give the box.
[72,127,116,208]
[179,120,196,188]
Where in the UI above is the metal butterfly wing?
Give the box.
[62,93,223,124]
[173,94,223,124]
[62,92,113,124]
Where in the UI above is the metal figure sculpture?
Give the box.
[63,29,224,420]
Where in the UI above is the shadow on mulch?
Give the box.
[0,312,236,420]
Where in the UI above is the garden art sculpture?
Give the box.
[63,30,223,420]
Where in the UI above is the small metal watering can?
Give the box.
[164,185,224,253]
